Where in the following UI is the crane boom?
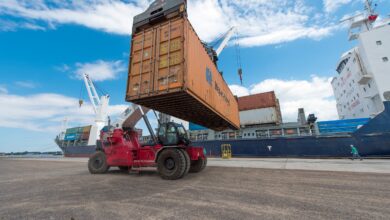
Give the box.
[81,73,110,145]
[215,27,235,56]
[82,73,101,114]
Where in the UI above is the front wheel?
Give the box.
[157,148,187,180]
[88,151,109,174]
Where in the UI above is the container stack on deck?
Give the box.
[126,0,240,131]
[238,92,283,126]
[64,126,91,142]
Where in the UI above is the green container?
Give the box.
[66,127,83,134]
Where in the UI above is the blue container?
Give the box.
[317,118,370,134]
[64,133,80,141]
[189,123,208,131]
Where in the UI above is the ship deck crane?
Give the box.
[209,27,243,84]
[81,73,110,145]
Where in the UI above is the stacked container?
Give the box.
[238,91,283,126]
[64,126,91,141]
[81,126,92,141]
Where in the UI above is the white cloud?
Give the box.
[229,76,338,122]
[188,0,338,47]
[74,60,126,81]
[0,85,7,94]
[0,0,148,35]
[228,85,249,97]
[323,0,353,13]
[0,0,341,47]
[0,18,45,31]
[55,64,70,72]
[15,81,37,89]
[0,92,128,132]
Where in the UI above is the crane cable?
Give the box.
[234,28,243,85]
[79,81,85,107]
[78,79,109,108]
[93,81,109,97]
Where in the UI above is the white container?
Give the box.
[239,107,280,126]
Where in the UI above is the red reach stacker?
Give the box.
[88,0,209,180]
[88,105,207,180]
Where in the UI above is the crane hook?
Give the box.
[79,99,84,107]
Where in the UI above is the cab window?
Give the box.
[158,125,166,137]
[166,124,178,145]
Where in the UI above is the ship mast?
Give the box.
[340,0,378,41]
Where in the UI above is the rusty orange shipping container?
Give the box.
[126,4,239,131]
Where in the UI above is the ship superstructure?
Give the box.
[331,0,390,119]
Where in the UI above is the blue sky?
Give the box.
[0,0,389,152]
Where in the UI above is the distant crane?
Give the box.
[208,27,244,84]
[80,73,110,145]
[214,27,236,56]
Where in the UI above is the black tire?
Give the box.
[88,151,109,174]
[189,157,207,173]
[157,148,187,180]
[118,166,131,171]
[201,157,207,171]
[178,149,190,178]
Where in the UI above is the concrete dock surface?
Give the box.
[1,157,390,219]
[7,157,390,173]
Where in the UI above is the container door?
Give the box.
[129,29,155,97]
[154,19,184,93]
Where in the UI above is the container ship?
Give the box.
[190,0,390,158]
[55,90,390,158]
[55,0,390,158]
[55,125,97,157]
[189,91,390,158]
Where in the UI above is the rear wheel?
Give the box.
[178,149,190,178]
[189,157,207,173]
[157,148,187,180]
[88,151,109,174]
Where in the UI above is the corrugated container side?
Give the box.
[64,133,80,141]
[66,126,90,135]
[239,107,280,126]
[318,118,370,134]
[82,126,92,133]
[238,91,277,111]
[81,131,90,140]
[126,17,239,131]
[184,18,239,130]
[189,123,208,131]
[65,127,79,134]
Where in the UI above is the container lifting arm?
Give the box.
[139,106,158,144]
[132,0,187,33]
